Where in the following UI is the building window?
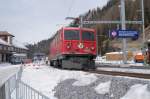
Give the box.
[0,45,2,50]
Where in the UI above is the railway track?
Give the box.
[49,64,150,79]
[88,69,150,79]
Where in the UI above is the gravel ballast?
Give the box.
[54,74,150,99]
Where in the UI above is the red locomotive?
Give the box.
[49,27,97,69]
[145,40,150,64]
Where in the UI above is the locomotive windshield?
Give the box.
[64,30,79,40]
[82,31,95,41]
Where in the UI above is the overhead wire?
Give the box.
[67,0,76,18]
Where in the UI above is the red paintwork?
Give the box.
[147,50,150,63]
[49,27,96,60]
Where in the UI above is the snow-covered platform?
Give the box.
[95,58,150,75]
[0,63,12,67]
[21,63,150,99]
[0,64,20,87]
[95,56,144,67]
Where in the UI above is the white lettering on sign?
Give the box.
[118,31,138,37]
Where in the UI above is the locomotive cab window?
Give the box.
[64,30,79,40]
[82,31,95,41]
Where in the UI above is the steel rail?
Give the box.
[88,69,150,79]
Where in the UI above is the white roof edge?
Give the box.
[0,39,11,46]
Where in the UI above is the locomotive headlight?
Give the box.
[78,43,84,49]
[66,42,71,49]
[91,46,95,50]
[67,45,71,49]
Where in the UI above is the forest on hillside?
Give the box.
[82,0,150,54]
[26,0,150,58]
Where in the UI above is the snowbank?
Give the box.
[72,74,97,86]
[94,81,111,94]
[121,84,150,99]
[21,65,97,99]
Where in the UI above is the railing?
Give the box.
[17,81,50,99]
[1,65,50,99]
[0,65,21,99]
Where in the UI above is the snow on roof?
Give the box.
[13,53,27,57]
[0,38,11,46]
[136,52,143,55]
[106,52,123,54]
[12,40,28,50]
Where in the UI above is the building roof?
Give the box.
[34,53,46,56]
[12,40,28,50]
[0,31,14,37]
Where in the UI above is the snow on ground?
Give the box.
[94,81,111,94]
[96,60,144,67]
[21,64,97,99]
[0,64,20,87]
[121,84,150,99]
[95,56,144,67]
[72,74,97,86]
[0,63,12,67]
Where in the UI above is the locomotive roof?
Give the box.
[63,27,95,31]
[50,27,95,41]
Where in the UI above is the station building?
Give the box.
[0,31,28,63]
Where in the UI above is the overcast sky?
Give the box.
[0,0,109,44]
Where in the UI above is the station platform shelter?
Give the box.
[0,31,28,63]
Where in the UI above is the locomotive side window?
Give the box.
[82,31,95,41]
[64,30,79,40]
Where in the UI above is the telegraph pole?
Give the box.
[121,0,127,63]
[141,0,145,43]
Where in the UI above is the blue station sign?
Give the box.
[110,30,139,39]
